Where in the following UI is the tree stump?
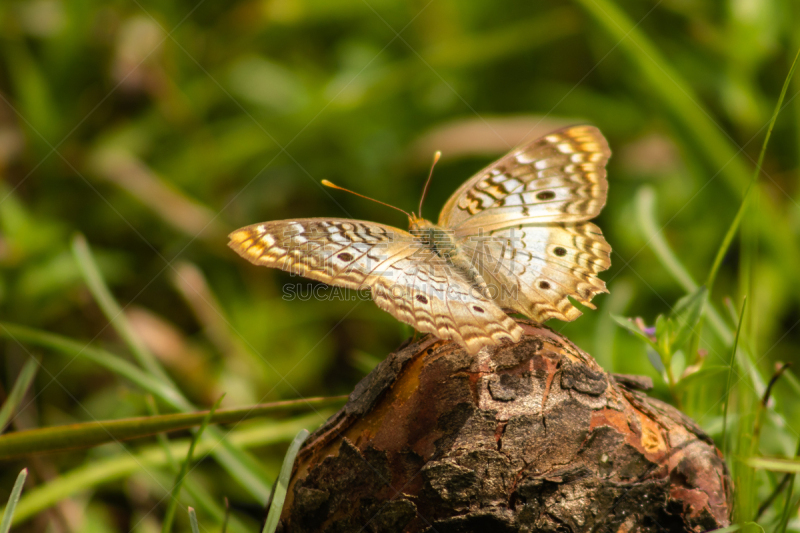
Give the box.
[276,321,732,533]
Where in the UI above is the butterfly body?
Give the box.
[230,125,612,354]
[409,216,493,300]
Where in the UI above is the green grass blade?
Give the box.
[1,413,326,526]
[747,457,800,474]
[636,187,697,293]
[572,0,750,192]
[71,236,276,499]
[0,396,346,459]
[706,47,800,297]
[0,322,274,499]
[146,395,179,472]
[0,357,38,432]
[576,0,800,295]
[71,234,171,383]
[722,297,747,458]
[635,188,769,397]
[188,507,200,533]
[148,470,251,533]
[207,430,277,502]
[262,429,310,533]
[776,438,800,533]
[781,368,800,396]
[0,323,185,409]
[221,497,231,533]
[636,188,730,342]
[709,525,763,533]
[0,469,27,533]
[162,396,222,533]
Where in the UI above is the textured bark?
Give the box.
[276,321,732,533]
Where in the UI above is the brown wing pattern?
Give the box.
[439,125,610,235]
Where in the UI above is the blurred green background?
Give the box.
[1,0,800,531]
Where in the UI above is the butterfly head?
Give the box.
[408,213,435,232]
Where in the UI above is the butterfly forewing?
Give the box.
[228,218,523,354]
[228,218,414,289]
[439,125,610,235]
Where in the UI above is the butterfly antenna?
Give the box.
[321,180,412,219]
[418,150,441,218]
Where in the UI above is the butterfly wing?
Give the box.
[370,255,523,354]
[438,125,610,235]
[228,218,411,290]
[459,223,611,322]
[228,218,522,353]
[438,124,612,322]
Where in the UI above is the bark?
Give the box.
[276,321,732,533]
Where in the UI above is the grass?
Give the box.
[1,0,799,531]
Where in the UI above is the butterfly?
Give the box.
[228,125,611,354]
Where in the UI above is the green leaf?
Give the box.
[675,366,729,392]
[610,314,657,351]
[645,347,666,374]
[262,429,310,533]
[669,286,707,352]
[670,350,686,384]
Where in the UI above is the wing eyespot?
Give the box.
[536,190,555,201]
[416,294,428,304]
[553,247,567,257]
[337,252,354,261]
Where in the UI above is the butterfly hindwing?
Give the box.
[370,259,522,354]
[458,222,611,322]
